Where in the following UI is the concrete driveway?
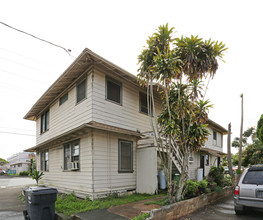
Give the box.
[179,195,263,220]
[0,176,35,220]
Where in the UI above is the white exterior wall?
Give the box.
[37,134,93,198]
[136,147,157,194]
[36,71,93,145]
[205,127,223,151]
[92,67,161,133]
[92,130,137,198]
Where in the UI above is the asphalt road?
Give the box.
[0,175,35,188]
[0,175,35,220]
[179,195,263,220]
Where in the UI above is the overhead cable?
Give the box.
[0,21,72,56]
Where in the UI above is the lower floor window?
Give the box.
[118,139,133,173]
[40,150,49,171]
[64,139,80,170]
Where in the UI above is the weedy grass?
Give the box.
[55,192,164,216]
[131,212,150,220]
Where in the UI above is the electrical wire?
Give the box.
[0,21,72,56]
[0,131,35,137]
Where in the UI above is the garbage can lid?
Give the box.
[26,186,57,195]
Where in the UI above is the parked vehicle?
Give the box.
[223,166,229,174]
[234,166,263,214]
[0,170,6,175]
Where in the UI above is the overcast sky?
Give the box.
[1,0,262,160]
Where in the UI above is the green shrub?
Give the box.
[205,188,211,194]
[223,176,232,186]
[19,171,29,176]
[132,213,150,220]
[185,180,198,195]
[198,180,208,189]
[208,166,224,187]
[236,169,241,175]
[214,186,223,193]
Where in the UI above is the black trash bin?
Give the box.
[23,186,57,220]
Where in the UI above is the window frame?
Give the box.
[63,139,80,171]
[213,131,217,141]
[105,77,122,105]
[118,139,133,173]
[40,150,49,171]
[76,78,87,104]
[40,110,49,134]
[59,93,68,106]
[139,92,153,116]
[205,154,209,166]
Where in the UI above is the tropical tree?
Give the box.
[137,24,227,202]
[256,114,263,143]
[0,158,8,166]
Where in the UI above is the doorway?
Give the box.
[200,154,205,177]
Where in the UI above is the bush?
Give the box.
[185,180,198,195]
[208,166,224,187]
[198,180,208,189]
[224,176,232,186]
[19,171,29,176]
[132,213,150,220]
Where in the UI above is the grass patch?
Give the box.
[131,212,150,220]
[18,192,25,203]
[55,192,164,216]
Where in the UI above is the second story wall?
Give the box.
[91,67,162,133]
[36,70,93,144]
[205,127,223,151]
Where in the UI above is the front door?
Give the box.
[200,154,205,177]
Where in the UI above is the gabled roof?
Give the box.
[207,119,228,134]
[24,48,139,121]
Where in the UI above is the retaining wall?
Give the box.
[148,186,233,220]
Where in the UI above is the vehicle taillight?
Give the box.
[234,186,240,195]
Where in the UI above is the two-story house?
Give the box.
[24,48,227,199]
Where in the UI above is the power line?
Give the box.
[0,126,35,132]
[0,131,35,137]
[0,21,72,56]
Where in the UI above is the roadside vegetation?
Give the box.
[55,192,165,216]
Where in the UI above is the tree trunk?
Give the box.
[227,123,234,181]
[175,151,189,202]
[238,94,243,170]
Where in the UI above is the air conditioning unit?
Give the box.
[70,162,79,170]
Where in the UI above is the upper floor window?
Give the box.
[59,93,68,105]
[139,92,153,115]
[118,140,133,173]
[106,77,122,104]
[213,131,217,141]
[139,92,148,114]
[64,139,80,171]
[40,150,49,171]
[76,78,86,103]
[40,110,49,133]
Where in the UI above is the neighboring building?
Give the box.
[7,152,35,174]
[24,48,227,199]
[188,119,227,180]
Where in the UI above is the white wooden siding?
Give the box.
[92,130,137,195]
[204,127,223,151]
[37,134,93,196]
[91,68,161,133]
[36,71,93,145]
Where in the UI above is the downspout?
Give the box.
[91,128,95,200]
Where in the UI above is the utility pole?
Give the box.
[238,94,243,170]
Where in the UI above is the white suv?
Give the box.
[234,166,263,214]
